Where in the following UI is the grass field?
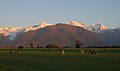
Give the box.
[0,48,120,71]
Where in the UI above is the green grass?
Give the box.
[0,48,120,71]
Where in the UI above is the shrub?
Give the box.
[40,46,43,48]
[46,44,59,48]
[18,45,24,49]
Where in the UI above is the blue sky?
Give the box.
[0,0,120,28]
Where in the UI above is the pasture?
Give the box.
[0,48,120,71]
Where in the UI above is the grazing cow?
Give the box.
[62,50,65,55]
[91,48,97,55]
[80,49,84,54]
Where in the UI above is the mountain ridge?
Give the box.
[0,21,110,40]
[12,24,103,47]
[0,21,119,47]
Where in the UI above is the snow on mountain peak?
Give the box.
[23,21,53,32]
[0,27,21,40]
[0,21,111,40]
[0,27,21,36]
[39,21,52,28]
[89,23,108,33]
[91,23,108,30]
[68,21,87,29]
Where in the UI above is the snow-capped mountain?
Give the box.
[0,22,53,40]
[0,21,120,47]
[23,21,53,32]
[12,24,103,47]
[88,23,108,33]
[0,21,108,37]
[0,27,21,36]
[68,21,88,29]
[0,21,118,41]
[67,21,108,33]
[0,21,110,41]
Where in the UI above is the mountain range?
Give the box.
[0,21,120,47]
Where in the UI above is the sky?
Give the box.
[0,0,120,28]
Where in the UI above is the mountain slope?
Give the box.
[0,21,109,41]
[99,28,120,46]
[13,24,103,47]
[0,21,119,47]
[0,34,11,46]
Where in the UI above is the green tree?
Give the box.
[75,40,82,48]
